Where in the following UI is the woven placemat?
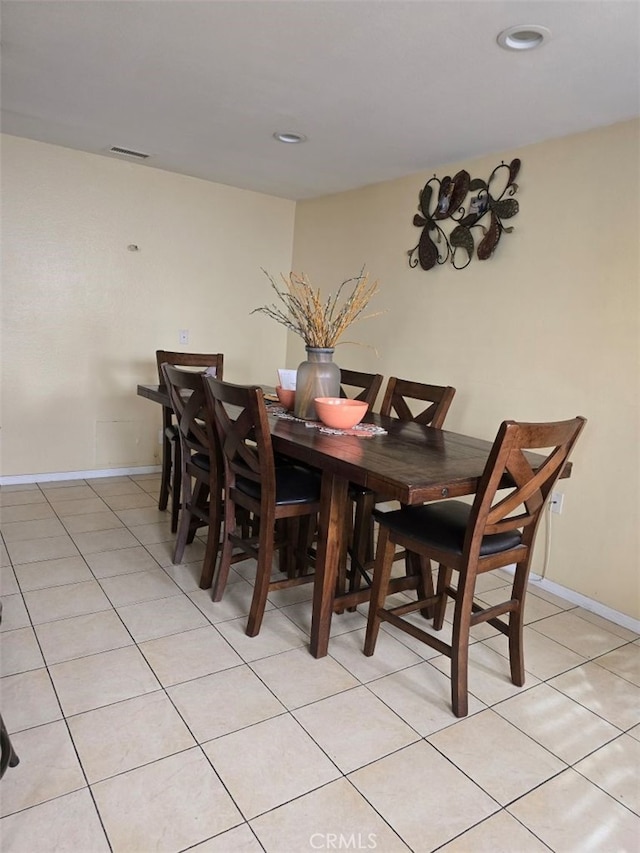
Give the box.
[266,402,386,437]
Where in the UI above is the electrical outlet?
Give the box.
[550,491,564,514]
[158,428,164,445]
[179,329,189,345]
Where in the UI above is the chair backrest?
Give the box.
[155,350,224,383]
[161,363,210,460]
[339,369,383,409]
[203,377,275,508]
[380,377,456,428]
[466,417,586,556]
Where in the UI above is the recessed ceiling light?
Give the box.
[273,132,307,144]
[497,25,551,51]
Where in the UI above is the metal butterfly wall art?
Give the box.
[408,159,520,271]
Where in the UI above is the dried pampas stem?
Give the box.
[252,269,381,348]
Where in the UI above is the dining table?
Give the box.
[137,382,571,658]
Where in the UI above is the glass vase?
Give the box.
[294,347,341,420]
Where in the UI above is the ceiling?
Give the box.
[1,0,639,200]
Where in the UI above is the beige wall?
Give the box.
[290,120,640,619]
[1,135,295,475]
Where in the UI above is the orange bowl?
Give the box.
[314,397,368,429]
[276,386,296,411]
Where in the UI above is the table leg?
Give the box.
[310,471,348,657]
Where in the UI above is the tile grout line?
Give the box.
[1,475,638,848]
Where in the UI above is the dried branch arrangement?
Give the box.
[252,269,380,348]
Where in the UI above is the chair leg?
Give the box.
[173,475,193,565]
[238,507,252,538]
[433,564,451,630]
[212,494,237,602]
[198,491,223,590]
[281,516,312,578]
[246,523,275,637]
[449,568,475,717]
[508,559,529,686]
[350,490,376,593]
[158,431,173,511]
[363,526,396,656]
[276,518,296,577]
[295,515,315,576]
[405,551,435,618]
[170,438,182,533]
[185,481,208,544]
[286,518,301,578]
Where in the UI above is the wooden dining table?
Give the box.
[137,383,571,658]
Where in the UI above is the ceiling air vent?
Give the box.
[109,146,150,159]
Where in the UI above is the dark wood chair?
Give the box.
[204,377,321,637]
[380,377,456,426]
[339,368,383,408]
[364,416,586,717]
[347,378,457,599]
[155,350,223,533]
[161,363,223,589]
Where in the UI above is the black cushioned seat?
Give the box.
[192,452,210,472]
[373,501,523,556]
[237,465,321,506]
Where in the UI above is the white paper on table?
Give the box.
[277,369,297,390]
[203,366,218,377]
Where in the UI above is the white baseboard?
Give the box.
[0,466,162,486]
[501,565,640,635]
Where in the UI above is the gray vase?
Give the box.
[294,347,341,420]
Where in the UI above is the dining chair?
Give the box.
[380,377,456,426]
[155,350,224,532]
[339,368,383,408]
[161,363,223,590]
[347,378,457,600]
[204,377,321,637]
[364,415,586,717]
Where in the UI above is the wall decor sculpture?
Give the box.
[408,158,520,271]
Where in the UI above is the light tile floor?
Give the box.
[1,475,639,852]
